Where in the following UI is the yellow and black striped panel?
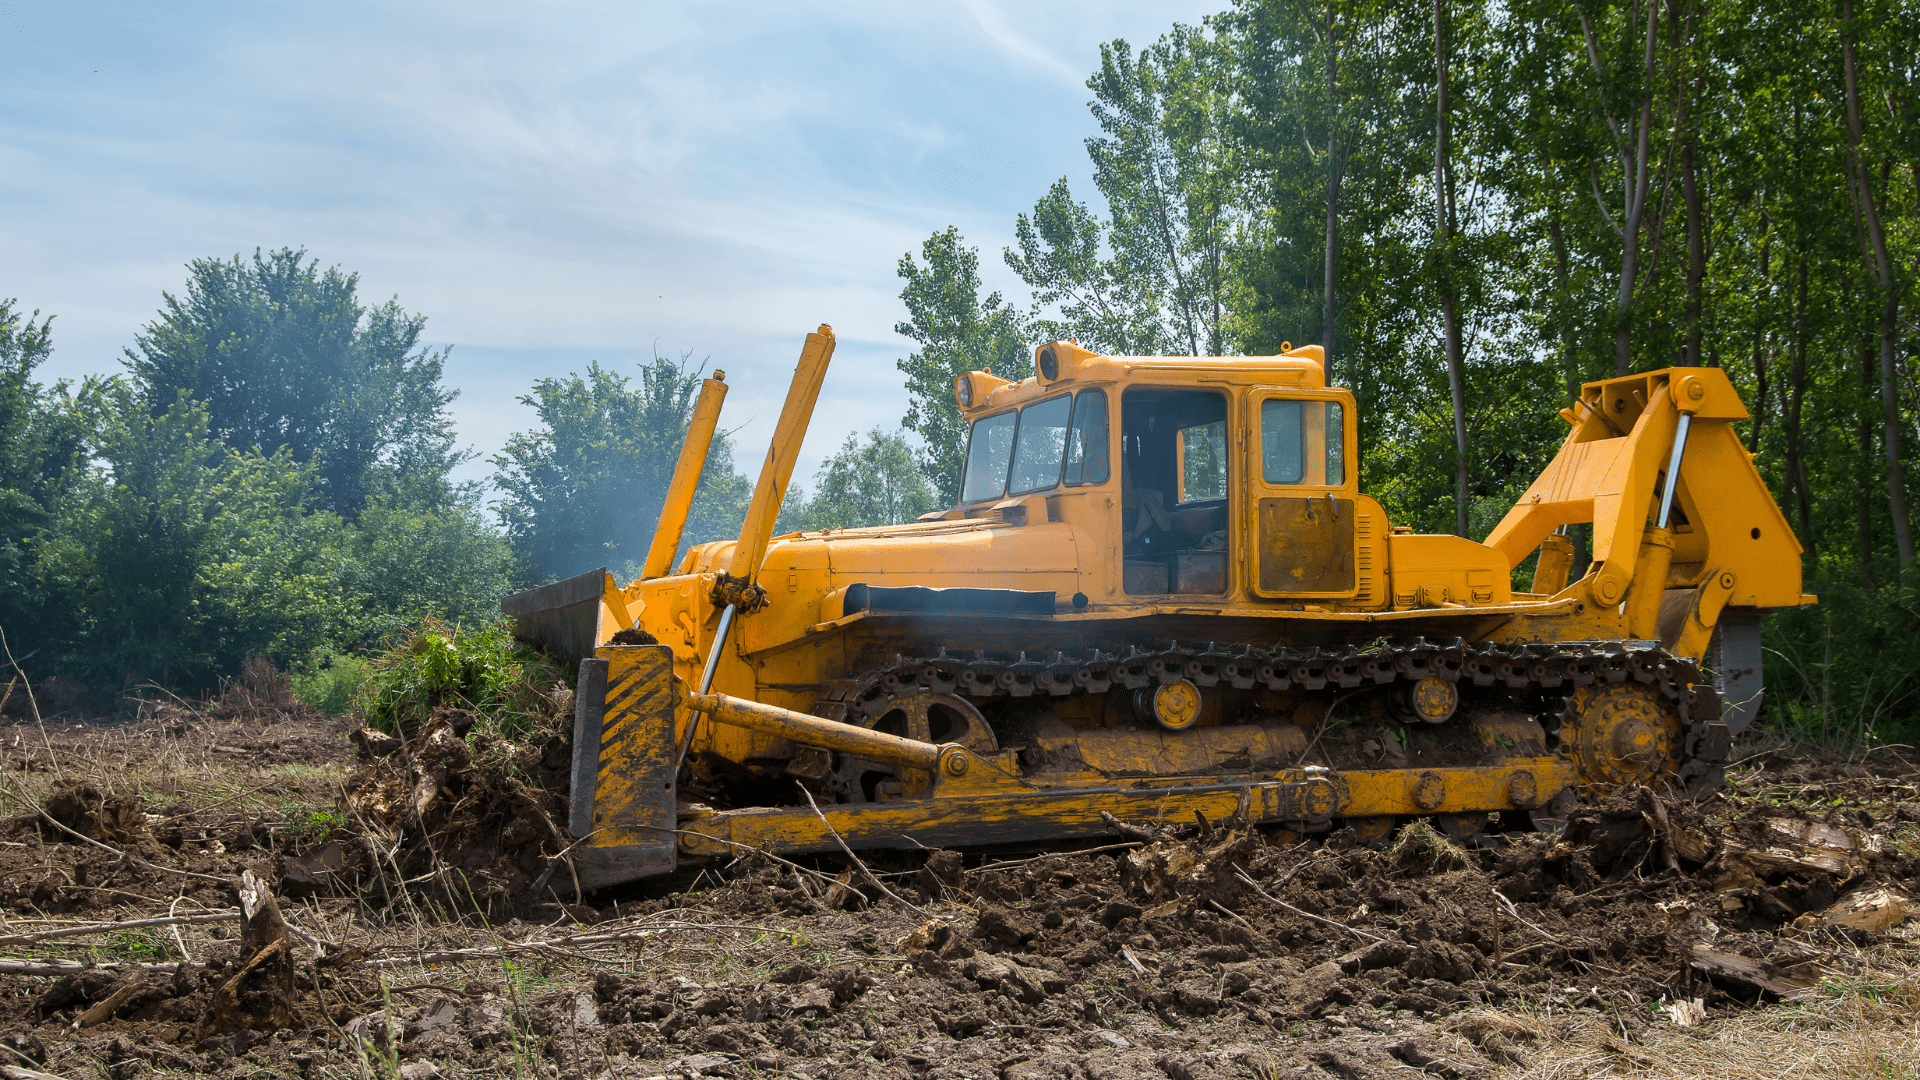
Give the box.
[576,644,676,887]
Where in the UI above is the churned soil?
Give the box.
[0,696,1915,1079]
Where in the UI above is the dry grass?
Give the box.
[1460,937,1920,1079]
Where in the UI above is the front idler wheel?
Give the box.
[1560,682,1684,790]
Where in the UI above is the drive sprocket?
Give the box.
[820,691,997,804]
[1558,681,1685,789]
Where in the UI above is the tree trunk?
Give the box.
[1436,0,1468,537]
[1322,1,1343,382]
[1580,0,1665,377]
[1748,224,1772,454]
[1860,331,1878,595]
[1787,252,1813,555]
[1682,119,1704,367]
[1548,208,1579,401]
[1841,0,1913,563]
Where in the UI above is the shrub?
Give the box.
[357,618,570,739]
[290,650,374,716]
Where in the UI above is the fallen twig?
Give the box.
[2,1064,74,1080]
[799,787,928,916]
[529,830,592,902]
[0,958,196,977]
[73,981,143,1030]
[0,626,63,783]
[968,842,1143,875]
[358,920,797,969]
[651,824,852,897]
[1266,854,1323,893]
[1493,890,1564,943]
[1100,811,1159,842]
[1207,898,1258,932]
[1233,869,1386,944]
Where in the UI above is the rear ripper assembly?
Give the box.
[502,326,1812,889]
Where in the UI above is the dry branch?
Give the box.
[1493,890,1564,943]
[1,1065,74,1080]
[798,787,928,916]
[0,958,193,977]
[72,981,143,1030]
[0,911,239,948]
[357,919,798,969]
[1234,869,1387,944]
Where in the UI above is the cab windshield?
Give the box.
[959,389,1108,503]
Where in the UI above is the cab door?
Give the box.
[1243,388,1360,598]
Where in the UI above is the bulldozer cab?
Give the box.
[956,360,1362,603]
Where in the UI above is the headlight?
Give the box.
[955,376,973,408]
[1038,345,1058,381]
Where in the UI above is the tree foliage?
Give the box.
[123,247,461,519]
[1,256,512,696]
[778,428,939,533]
[895,228,1033,500]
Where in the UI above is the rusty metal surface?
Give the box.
[1257,497,1357,593]
[500,567,614,667]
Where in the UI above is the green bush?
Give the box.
[358,618,569,739]
[290,650,374,715]
[1763,563,1920,749]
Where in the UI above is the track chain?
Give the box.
[839,637,1722,728]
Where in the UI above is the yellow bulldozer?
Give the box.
[503,325,1811,888]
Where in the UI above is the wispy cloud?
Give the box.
[965,0,1086,87]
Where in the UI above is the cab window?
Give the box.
[1261,398,1345,486]
[1180,420,1227,501]
[1063,390,1109,486]
[1008,395,1072,494]
[960,411,1017,503]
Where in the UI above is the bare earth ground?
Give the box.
[0,687,1914,1080]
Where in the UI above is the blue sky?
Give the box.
[1,0,1220,492]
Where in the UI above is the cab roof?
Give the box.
[955,341,1329,418]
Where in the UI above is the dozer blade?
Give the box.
[500,566,628,667]
[568,644,678,888]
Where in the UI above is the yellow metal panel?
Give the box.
[1255,497,1357,595]
[1387,534,1512,608]
[576,645,677,887]
[677,759,1579,859]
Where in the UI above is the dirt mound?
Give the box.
[36,780,146,843]
[341,708,573,917]
[204,656,322,727]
